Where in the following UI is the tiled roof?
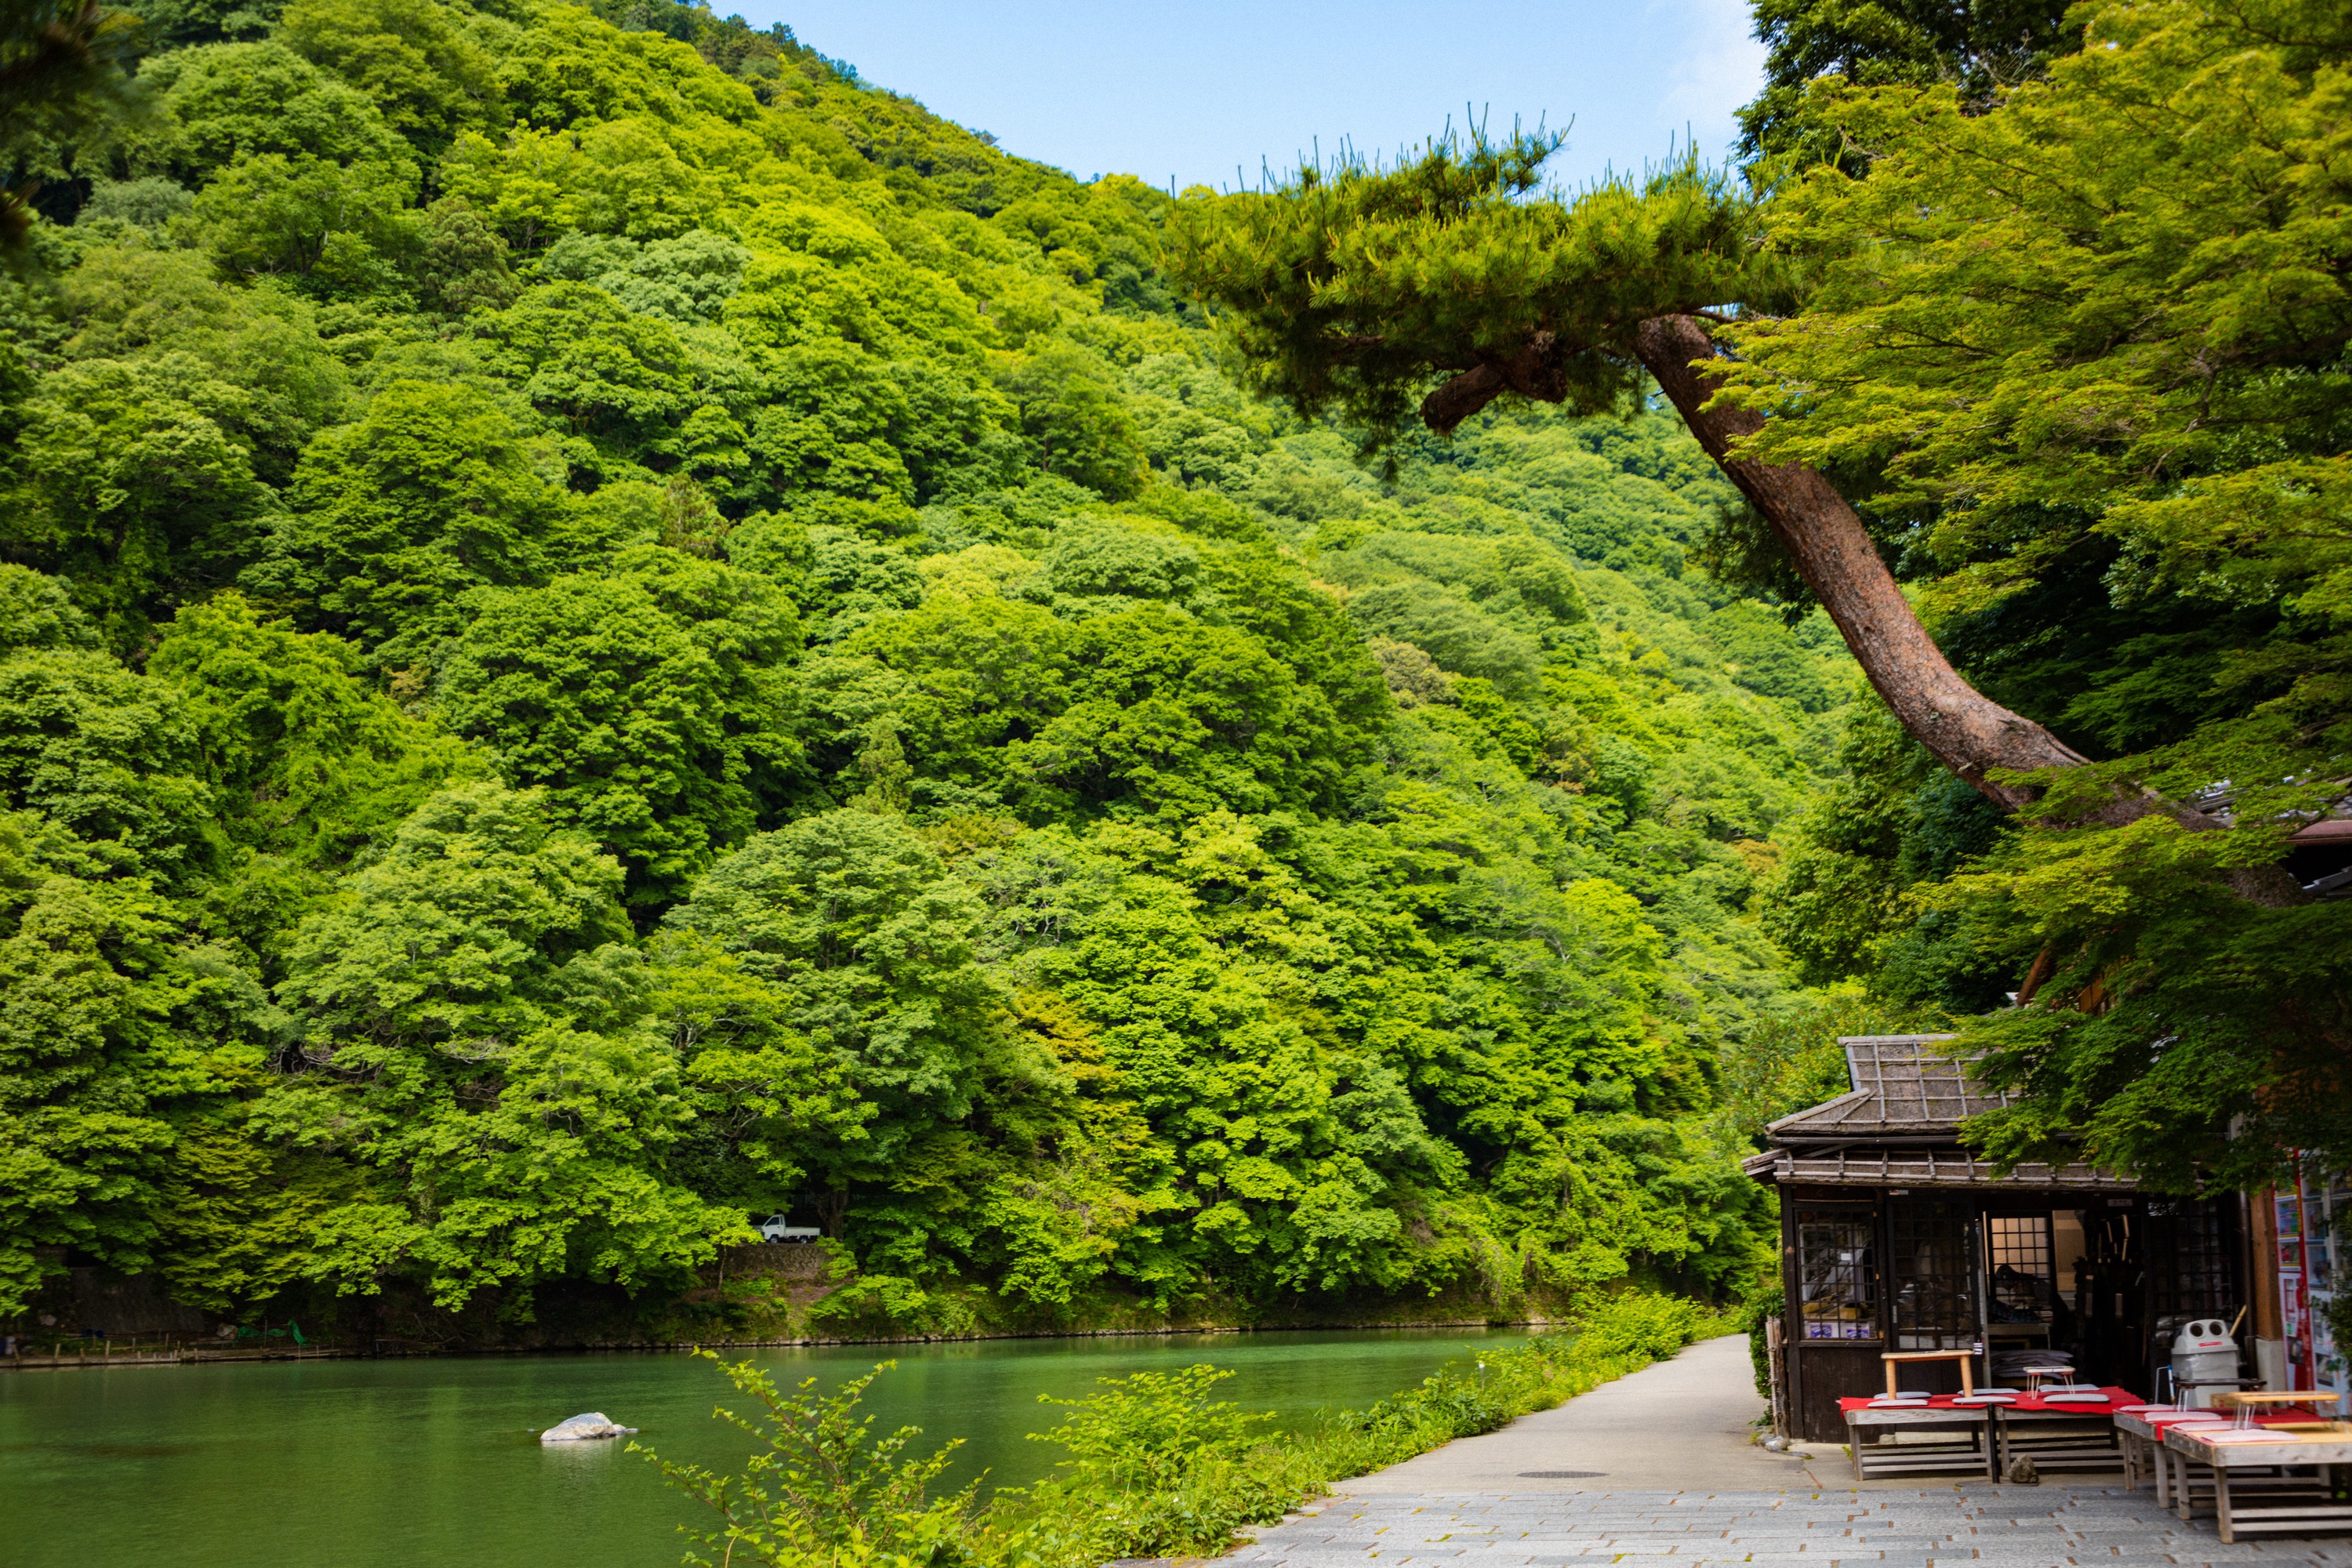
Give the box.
[1766,1035,2009,1138]
[1741,1148,2132,1191]
[1749,1034,2132,1189]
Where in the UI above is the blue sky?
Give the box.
[728,1,1766,194]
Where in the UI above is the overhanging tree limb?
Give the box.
[1628,314,2089,810]
[1406,312,2089,808]
[1167,138,2305,906]
[1420,312,2304,903]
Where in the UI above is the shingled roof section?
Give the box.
[1748,1036,2131,1189]
[1766,1034,2010,1139]
[1740,1148,2135,1191]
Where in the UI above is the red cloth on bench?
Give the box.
[1839,1384,2143,1414]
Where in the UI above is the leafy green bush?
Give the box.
[633,1353,976,1568]
[1737,1287,1784,1400]
[652,1293,1721,1567]
[1029,1363,1272,1486]
[1570,1290,1715,1361]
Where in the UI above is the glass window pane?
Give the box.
[1798,1208,1877,1341]
[1890,1198,1979,1349]
[1987,1213,2056,1324]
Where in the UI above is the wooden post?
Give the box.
[1766,1316,1788,1437]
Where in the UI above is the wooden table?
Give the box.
[1842,1386,2135,1484]
[2116,1410,2228,1508]
[2216,1390,2351,1414]
[2160,1423,2352,1543]
[1991,1388,2131,1476]
[1880,1348,1976,1398]
[1839,1400,1998,1481]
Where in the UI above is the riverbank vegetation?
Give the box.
[11,0,2332,1353]
[637,1291,1717,1567]
[1168,0,2352,1193]
[0,0,1851,1343]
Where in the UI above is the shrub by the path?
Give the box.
[635,1290,1722,1567]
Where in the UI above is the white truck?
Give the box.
[755,1214,822,1243]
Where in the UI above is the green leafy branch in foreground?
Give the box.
[637,1291,1719,1568]
[632,1359,978,1568]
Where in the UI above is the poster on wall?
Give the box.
[2302,1173,2350,1413]
[2278,1189,2308,1391]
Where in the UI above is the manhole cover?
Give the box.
[1518,1470,1606,1479]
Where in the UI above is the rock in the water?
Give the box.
[539,1412,637,1444]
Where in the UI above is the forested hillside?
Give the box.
[1161,0,2352,1208]
[0,0,1850,1338]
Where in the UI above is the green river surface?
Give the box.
[0,1327,1526,1568]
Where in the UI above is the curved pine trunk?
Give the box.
[1628,314,2085,811]
[1627,315,2303,907]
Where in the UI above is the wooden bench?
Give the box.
[2161,1424,2352,1544]
[1841,1401,1998,1480]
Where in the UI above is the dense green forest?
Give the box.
[0,0,1882,1338]
[9,0,2342,1364]
[1171,0,2352,1206]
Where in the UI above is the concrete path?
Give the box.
[1348,1334,1821,1493]
[1207,1337,2352,1566]
[1230,1488,2352,1567]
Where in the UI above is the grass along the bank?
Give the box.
[633,1291,1721,1567]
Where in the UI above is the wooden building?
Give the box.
[1746,1035,2248,1443]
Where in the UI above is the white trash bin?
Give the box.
[2170,1319,2240,1407]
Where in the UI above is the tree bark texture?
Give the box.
[1417,314,2305,903]
[1632,315,2304,904]
[1625,314,2090,811]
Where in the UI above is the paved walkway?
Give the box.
[1231,1489,2352,1567]
[1214,1336,2352,1567]
[1348,1334,1811,1492]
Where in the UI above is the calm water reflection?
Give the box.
[0,1327,1525,1568]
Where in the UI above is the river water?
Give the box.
[0,1327,1526,1568]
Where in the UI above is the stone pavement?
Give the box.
[1227,1488,2352,1567]
[1200,1338,2352,1567]
[1348,1334,1816,1492]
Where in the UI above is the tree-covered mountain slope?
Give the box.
[0,0,1851,1338]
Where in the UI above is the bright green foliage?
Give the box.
[0,562,100,653]
[1711,0,2352,1186]
[1736,0,2079,163]
[147,592,470,873]
[437,547,800,909]
[0,628,216,880]
[662,811,1004,1155]
[1030,1363,1272,1491]
[127,41,416,179]
[470,281,713,478]
[261,781,738,1306]
[278,0,503,152]
[0,0,1843,1335]
[633,1354,974,1568]
[0,815,188,1312]
[645,1291,1717,1567]
[5,354,278,643]
[1757,697,2007,1004]
[1164,136,1788,456]
[538,227,746,332]
[262,379,587,669]
[51,245,349,485]
[178,151,424,296]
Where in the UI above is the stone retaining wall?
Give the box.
[717,1243,831,1280]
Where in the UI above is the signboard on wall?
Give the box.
[2302,1173,2348,1412]
[2276,1176,2350,1413]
